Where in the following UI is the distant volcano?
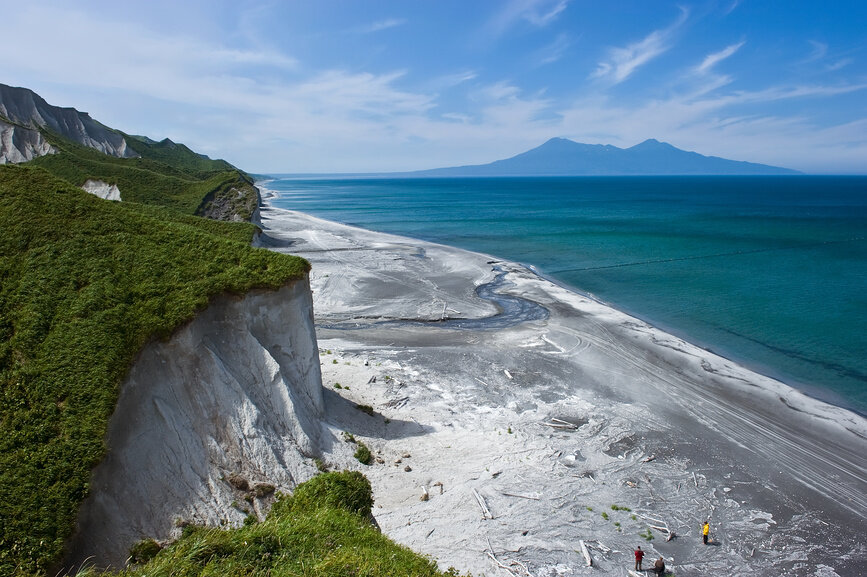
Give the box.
[411,137,800,176]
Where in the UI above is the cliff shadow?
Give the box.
[320,388,434,450]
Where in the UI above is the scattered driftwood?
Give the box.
[586,540,611,554]
[486,537,533,577]
[420,486,429,501]
[551,417,579,428]
[426,528,435,538]
[432,481,444,494]
[501,491,540,501]
[504,369,513,379]
[578,539,592,566]
[473,488,493,519]
[367,375,377,383]
[642,454,657,463]
[475,377,490,387]
[693,471,698,487]
[384,396,409,408]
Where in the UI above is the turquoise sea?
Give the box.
[265,176,867,416]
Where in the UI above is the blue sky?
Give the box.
[3,0,866,173]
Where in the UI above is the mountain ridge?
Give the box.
[411,137,800,176]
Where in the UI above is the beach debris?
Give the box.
[402,452,412,458]
[421,486,429,501]
[585,540,611,554]
[473,488,493,519]
[426,528,435,538]
[384,396,409,408]
[486,537,533,577]
[367,375,376,383]
[544,417,579,430]
[634,511,673,539]
[394,458,402,464]
[642,454,657,463]
[504,369,513,379]
[404,465,412,472]
[432,481,444,494]
[501,491,540,501]
[578,539,593,566]
[693,471,698,487]
[475,377,490,388]
[491,470,502,478]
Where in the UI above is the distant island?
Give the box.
[409,137,800,176]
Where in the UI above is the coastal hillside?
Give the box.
[0,165,310,574]
[0,83,256,221]
[413,137,800,176]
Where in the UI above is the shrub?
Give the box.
[354,442,373,466]
[270,471,374,518]
[357,404,375,416]
[129,538,162,564]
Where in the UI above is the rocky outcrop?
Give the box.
[0,83,138,161]
[81,179,122,201]
[0,118,55,163]
[65,277,325,569]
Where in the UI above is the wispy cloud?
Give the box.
[357,18,406,34]
[696,41,745,74]
[827,58,853,72]
[537,33,572,65]
[805,40,828,63]
[487,0,570,37]
[591,8,688,85]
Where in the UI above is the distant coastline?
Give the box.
[260,174,867,416]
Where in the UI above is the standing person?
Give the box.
[702,521,710,544]
[653,556,666,575]
[634,545,644,570]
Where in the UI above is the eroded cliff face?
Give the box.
[0,118,55,163]
[0,83,138,162]
[66,277,325,569]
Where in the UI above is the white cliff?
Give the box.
[0,118,55,163]
[66,278,325,569]
[0,83,138,162]
[81,179,122,201]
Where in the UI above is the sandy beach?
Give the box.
[257,195,867,577]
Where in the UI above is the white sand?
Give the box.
[257,196,867,577]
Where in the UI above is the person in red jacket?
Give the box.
[634,545,644,570]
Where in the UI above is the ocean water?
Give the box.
[265,176,867,416]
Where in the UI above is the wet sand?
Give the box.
[258,198,867,577]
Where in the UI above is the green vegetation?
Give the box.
[29,131,257,220]
[356,404,375,416]
[0,165,309,575]
[610,504,631,511]
[354,442,373,466]
[601,512,609,521]
[639,528,654,541]
[80,472,467,577]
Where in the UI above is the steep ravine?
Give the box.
[65,277,326,570]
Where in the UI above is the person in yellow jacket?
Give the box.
[702,521,710,544]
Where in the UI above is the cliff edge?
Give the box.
[65,278,325,569]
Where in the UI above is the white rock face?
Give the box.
[0,119,55,163]
[66,278,325,569]
[0,83,138,160]
[81,179,122,201]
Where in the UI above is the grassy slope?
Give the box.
[89,472,467,577]
[0,165,309,575]
[29,133,254,218]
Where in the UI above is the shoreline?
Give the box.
[257,181,865,419]
[255,184,867,575]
